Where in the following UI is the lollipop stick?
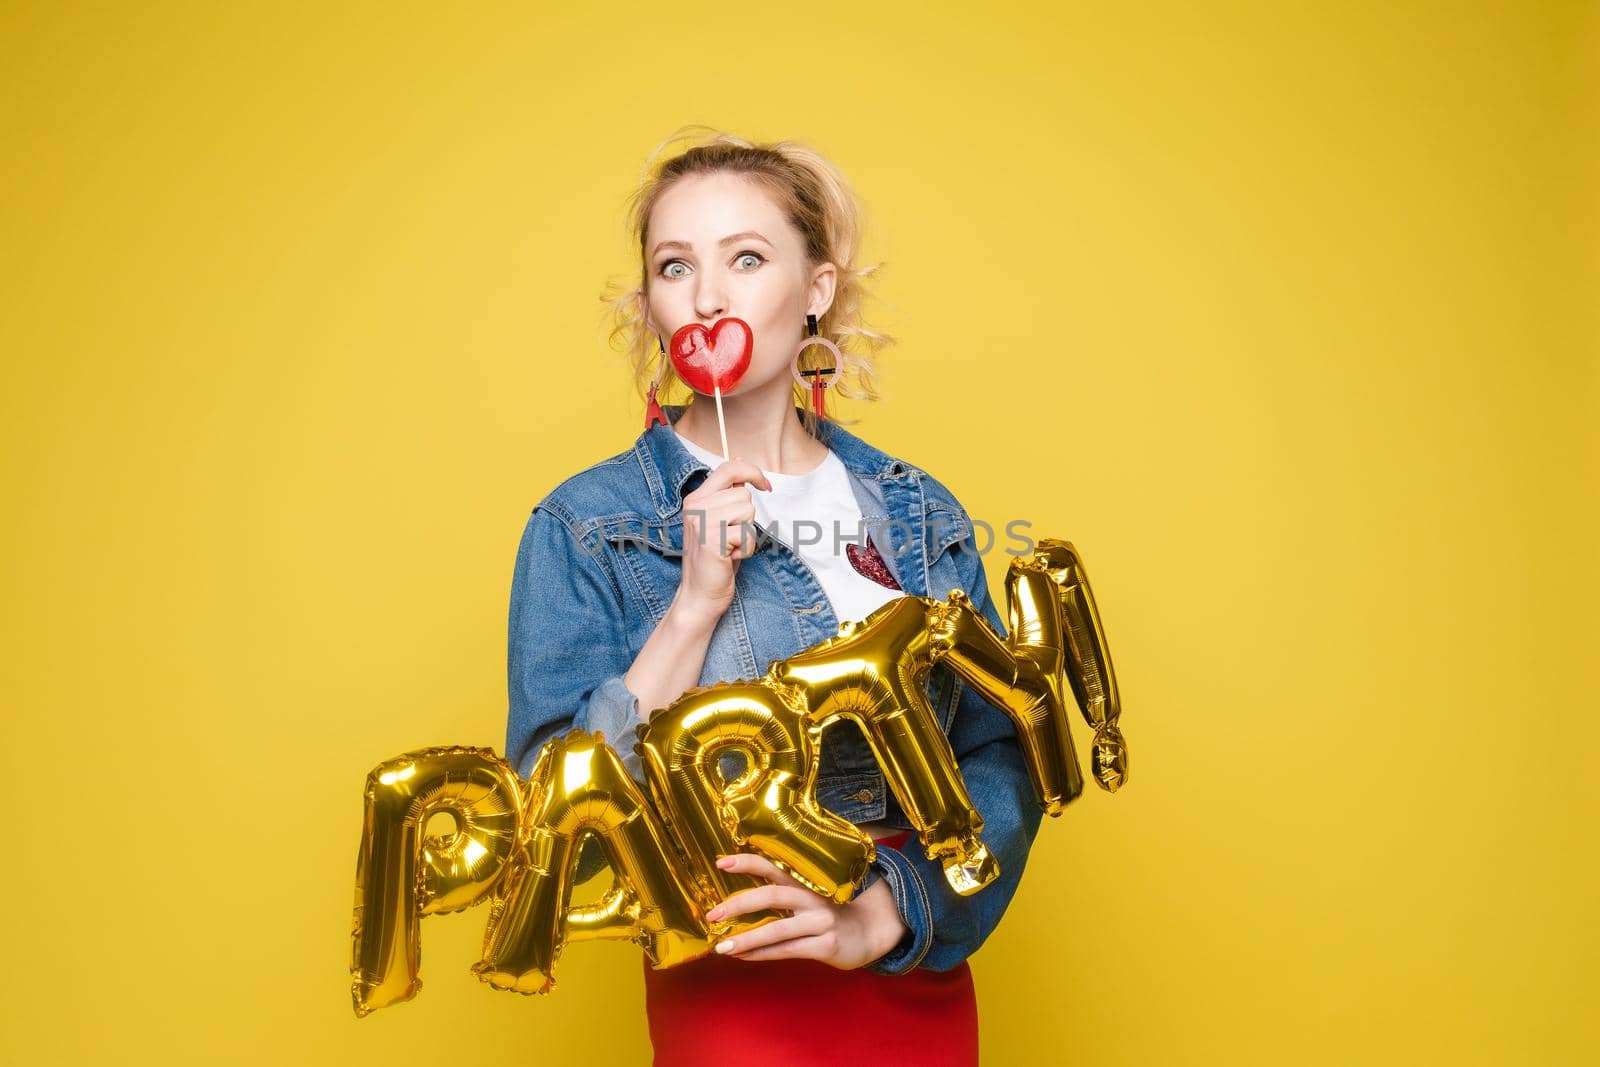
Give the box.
[713,384,730,461]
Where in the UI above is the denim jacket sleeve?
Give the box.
[865,527,1045,975]
[506,501,648,785]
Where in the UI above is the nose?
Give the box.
[692,277,726,323]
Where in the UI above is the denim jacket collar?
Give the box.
[635,403,912,521]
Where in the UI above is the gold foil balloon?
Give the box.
[1033,539,1128,792]
[635,681,875,916]
[472,730,710,996]
[346,535,1130,1010]
[350,746,523,1017]
[927,572,1082,815]
[775,595,999,896]
[927,538,1129,815]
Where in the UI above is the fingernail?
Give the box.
[715,856,734,869]
[715,940,735,954]
[705,907,724,921]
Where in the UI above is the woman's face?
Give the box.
[643,171,835,397]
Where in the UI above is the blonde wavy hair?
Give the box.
[602,125,894,436]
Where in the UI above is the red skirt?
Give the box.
[643,832,978,1067]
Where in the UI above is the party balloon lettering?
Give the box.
[350,539,1129,1016]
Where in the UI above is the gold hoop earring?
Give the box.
[792,314,841,424]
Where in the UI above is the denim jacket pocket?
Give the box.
[923,501,974,602]
[599,516,680,624]
[815,769,888,823]
[598,514,756,691]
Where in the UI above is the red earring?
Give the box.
[644,339,670,430]
[793,313,840,423]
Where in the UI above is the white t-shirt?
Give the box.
[674,429,906,626]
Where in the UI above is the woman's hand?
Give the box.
[705,852,909,970]
[673,458,771,627]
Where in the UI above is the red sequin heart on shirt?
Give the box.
[846,534,902,591]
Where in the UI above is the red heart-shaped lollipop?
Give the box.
[669,317,753,395]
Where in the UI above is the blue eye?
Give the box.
[735,251,765,270]
[659,260,688,279]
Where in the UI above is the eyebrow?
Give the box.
[651,230,774,257]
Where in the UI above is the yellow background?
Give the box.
[4,2,1595,1063]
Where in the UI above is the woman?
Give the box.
[505,129,1042,1066]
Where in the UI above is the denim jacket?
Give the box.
[505,403,1043,975]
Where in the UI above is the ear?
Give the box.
[806,262,838,322]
